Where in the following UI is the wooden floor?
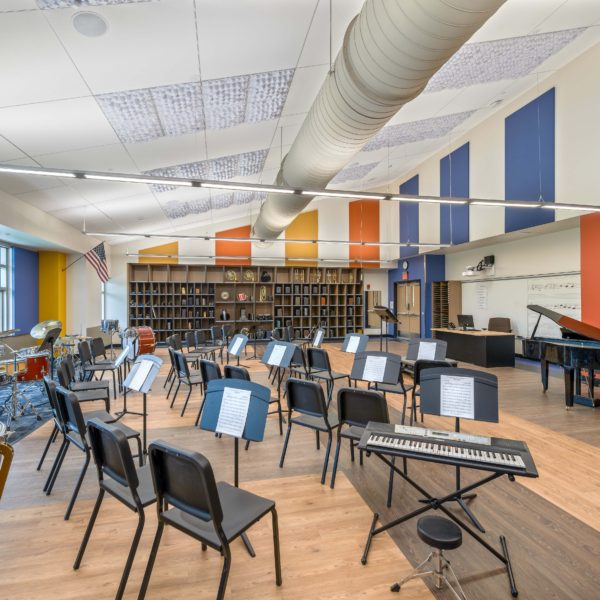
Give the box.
[1,340,600,599]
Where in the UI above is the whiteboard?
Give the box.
[460,273,580,338]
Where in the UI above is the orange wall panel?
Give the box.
[216,225,251,266]
[581,213,600,328]
[285,211,318,267]
[349,200,380,268]
[139,241,179,264]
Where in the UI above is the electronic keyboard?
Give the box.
[359,422,538,477]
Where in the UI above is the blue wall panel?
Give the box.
[399,175,419,258]
[12,248,39,333]
[505,88,555,232]
[440,143,470,245]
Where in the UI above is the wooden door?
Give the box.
[395,281,421,339]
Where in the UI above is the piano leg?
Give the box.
[564,367,574,409]
[541,358,549,392]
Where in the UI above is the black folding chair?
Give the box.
[57,361,110,412]
[306,347,350,405]
[79,340,122,400]
[171,350,204,418]
[63,354,110,394]
[74,419,156,600]
[138,440,282,600]
[194,359,222,426]
[279,378,340,484]
[223,365,250,380]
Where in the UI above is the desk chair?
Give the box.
[170,350,204,418]
[279,378,340,484]
[411,360,456,425]
[138,440,282,600]
[194,359,222,426]
[307,347,350,406]
[74,419,156,600]
[488,317,512,333]
[51,386,142,520]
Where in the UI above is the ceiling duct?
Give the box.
[252,0,505,239]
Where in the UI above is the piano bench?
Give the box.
[417,515,462,550]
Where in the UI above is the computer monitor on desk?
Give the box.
[457,314,475,330]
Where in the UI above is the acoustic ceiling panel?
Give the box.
[331,161,378,184]
[163,190,266,219]
[36,0,150,7]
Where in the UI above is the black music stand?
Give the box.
[420,367,499,533]
[261,340,296,403]
[342,333,369,354]
[199,378,271,558]
[121,354,162,455]
[40,327,62,379]
[226,333,248,366]
[350,351,402,386]
[372,305,400,352]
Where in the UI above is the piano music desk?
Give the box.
[432,328,515,368]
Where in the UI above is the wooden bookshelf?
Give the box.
[128,264,364,343]
[431,280,462,329]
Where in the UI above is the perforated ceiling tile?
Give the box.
[146,149,268,193]
[363,111,475,152]
[246,69,294,123]
[162,197,212,219]
[426,28,586,92]
[151,82,204,137]
[331,161,378,184]
[162,190,266,219]
[202,75,249,130]
[96,89,162,143]
[37,0,150,7]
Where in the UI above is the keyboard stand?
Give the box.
[361,451,519,598]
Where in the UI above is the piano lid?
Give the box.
[527,305,600,342]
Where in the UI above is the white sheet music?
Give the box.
[346,335,360,353]
[363,355,387,382]
[114,347,129,368]
[216,386,251,438]
[267,344,286,366]
[440,375,474,420]
[230,336,244,356]
[128,360,153,392]
[417,342,436,360]
[314,330,323,347]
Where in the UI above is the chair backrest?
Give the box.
[57,361,72,388]
[43,376,66,432]
[337,387,389,428]
[488,317,511,333]
[291,345,305,369]
[78,340,93,365]
[184,331,196,350]
[414,359,455,385]
[271,328,282,341]
[167,346,177,370]
[64,354,77,382]
[224,365,250,381]
[286,378,328,419]
[199,359,222,383]
[195,329,208,346]
[173,350,191,379]
[87,419,139,492]
[406,338,448,361]
[57,386,87,446]
[171,334,183,350]
[148,440,223,527]
[91,337,106,361]
[307,347,331,373]
[285,325,294,342]
[210,326,223,344]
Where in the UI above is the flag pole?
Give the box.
[62,253,86,272]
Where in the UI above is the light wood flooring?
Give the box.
[1,340,600,599]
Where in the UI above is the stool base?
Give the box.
[390,549,467,600]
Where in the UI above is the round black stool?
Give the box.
[390,515,467,599]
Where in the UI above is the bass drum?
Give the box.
[137,326,156,355]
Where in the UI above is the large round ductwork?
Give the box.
[252,0,505,239]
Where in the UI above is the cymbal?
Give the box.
[30,320,62,339]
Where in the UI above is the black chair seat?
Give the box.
[339,424,365,441]
[185,375,203,386]
[70,380,110,392]
[417,516,462,550]
[311,370,347,382]
[161,481,274,549]
[72,389,109,403]
[291,413,339,432]
[81,410,140,440]
[84,363,116,373]
[102,464,156,510]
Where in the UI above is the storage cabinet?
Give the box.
[432,280,462,329]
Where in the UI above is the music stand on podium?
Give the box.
[122,354,162,455]
[226,333,248,366]
[342,333,369,354]
[261,340,296,402]
[199,378,271,557]
[372,305,400,352]
[420,367,499,533]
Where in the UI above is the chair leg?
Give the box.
[277,399,283,435]
[116,511,145,600]
[216,544,232,600]
[74,489,105,569]
[359,449,364,466]
[330,435,342,489]
[194,394,207,427]
[401,392,408,425]
[350,438,355,462]
[64,449,91,520]
[170,382,180,408]
[321,431,333,485]
[137,522,164,600]
[112,370,117,400]
[180,387,192,417]
[37,424,58,471]
[279,424,292,468]
[135,435,143,467]
[45,438,69,494]
[166,374,175,399]
[315,430,320,450]
[387,457,395,508]
[163,366,173,388]
[271,508,283,586]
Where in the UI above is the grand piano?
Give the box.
[525,305,600,408]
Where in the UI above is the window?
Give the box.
[0,246,10,331]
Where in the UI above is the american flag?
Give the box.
[85,242,109,283]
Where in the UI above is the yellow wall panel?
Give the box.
[38,252,67,333]
[139,241,179,264]
[285,210,318,267]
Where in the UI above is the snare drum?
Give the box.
[17,353,49,381]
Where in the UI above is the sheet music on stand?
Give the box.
[216,387,252,438]
[363,355,387,382]
[228,334,248,357]
[123,356,162,394]
[417,341,437,361]
[313,328,324,348]
[440,374,475,420]
[342,333,368,354]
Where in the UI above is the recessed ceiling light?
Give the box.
[73,11,108,38]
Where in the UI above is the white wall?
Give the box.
[66,255,103,335]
